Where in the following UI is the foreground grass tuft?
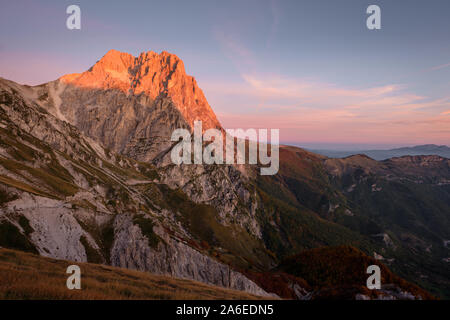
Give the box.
[0,248,268,300]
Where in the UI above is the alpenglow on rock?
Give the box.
[51,49,221,161]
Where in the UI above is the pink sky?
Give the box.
[202,73,450,146]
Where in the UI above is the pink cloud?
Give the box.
[429,62,450,71]
[206,74,450,145]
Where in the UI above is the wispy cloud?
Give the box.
[241,74,405,102]
[429,62,450,71]
[212,27,257,74]
[266,0,281,48]
[204,73,450,145]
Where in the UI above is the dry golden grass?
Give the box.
[0,248,267,300]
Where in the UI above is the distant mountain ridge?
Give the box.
[308,144,450,160]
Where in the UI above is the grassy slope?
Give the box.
[0,248,268,300]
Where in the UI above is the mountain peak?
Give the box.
[95,49,135,72]
[59,49,220,131]
[60,50,188,95]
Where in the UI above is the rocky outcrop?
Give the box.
[60,50,220,131]
[51,50,220,161]
[3,194,98,262]
[111,214,272,296]
[31,50,265,238]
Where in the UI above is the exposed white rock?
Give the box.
[111,214,272,296]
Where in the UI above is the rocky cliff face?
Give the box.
[0,76,272,297]
[62,49,220,129]
[30,49,263,236]
[40,50,263,238]
[111,214,270,295]
[53,50,220,161]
